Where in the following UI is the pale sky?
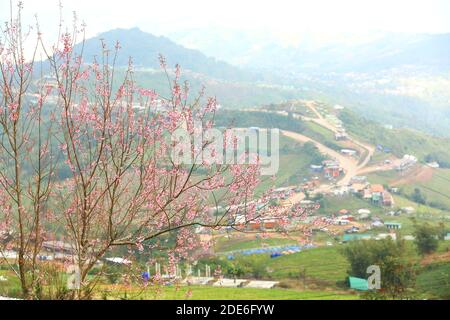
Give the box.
[1,0,450,43]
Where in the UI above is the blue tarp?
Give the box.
[237,245,306,256]
[141,272,150,281]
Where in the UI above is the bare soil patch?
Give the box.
[391,165,434,187]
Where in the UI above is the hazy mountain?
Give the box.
[74,28,450,137]
[77,27,260,82]
[310,33,450,72]
[56,27,306,109]
[172,29,450,137]
[170,29,450,73]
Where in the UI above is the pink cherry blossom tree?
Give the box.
[0,1,266,299]
[0,1,325,299]
[45,31,263,297]
[0,0,57,297]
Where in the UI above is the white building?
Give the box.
[358,209,371,215]
[427,162,440,169]
[341,149,357,156]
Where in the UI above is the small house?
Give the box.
[371,184,385,205]
[341,149,357,157]
[427,162,440,169]
[371,221,384,228]
[249,221,262,230]
[324,166,342,179]
[334,219,350,226]
[322,160,340,167]
[372,193,382,205]
[262,219,280,230]
[41,241,76,261]
[310,165,323,173]
[335,132,348,141]
[382,191,394,207]
[385,222,402,230]
[363,189,372,199]
[351,184,367,194]
[371,184,385,194]
[41,241,75,255]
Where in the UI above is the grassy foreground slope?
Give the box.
[417,262,450,299]
[98,285,358,300]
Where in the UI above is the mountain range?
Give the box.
[72,28,450,137]
[170,28,450,73]
[78,27,260,82]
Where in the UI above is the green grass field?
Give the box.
[417,262,450,299]
[222,246,350,285]
[400,168,450,210]
[368,170,450,213]
[380,199,449,234]
[255,134,322,194]
[366,170,396,186]
[302,122,344,152]
[99,285,359,300]
[214,236,298,253]
[341,109,450,164]
[2,240,449,299]
[0,269,22,298]
[368,168,450,210]
[265,247,349,283]
[317,195,384,216]
[256,154,311,193]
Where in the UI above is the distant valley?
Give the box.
[64,28,450,136]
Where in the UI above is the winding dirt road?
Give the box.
[281,101,405,201]
[282,130,359,188]
[242,101,402,199]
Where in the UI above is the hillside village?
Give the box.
[197,101,450,290]
[3,97,449,300]
[3,91,450,301]
[1,1,450,301]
